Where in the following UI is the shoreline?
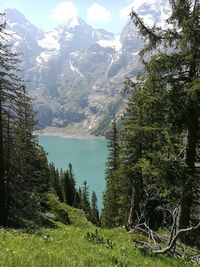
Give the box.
[34,127,105,140]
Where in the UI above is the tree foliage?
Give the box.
[103,1,200,241]
[91,191,100,226]
[130,0,200,231]
[102,117,122,227]
[0,13,50,226]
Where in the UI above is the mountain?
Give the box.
[5,2,170,135]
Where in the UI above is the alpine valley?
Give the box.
[5,1,170,136]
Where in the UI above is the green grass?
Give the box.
[0,198,196,267]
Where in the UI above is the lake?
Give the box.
[38,136,107,211]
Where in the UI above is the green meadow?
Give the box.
[0,196,195,267]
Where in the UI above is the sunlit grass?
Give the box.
[0,201,195,267]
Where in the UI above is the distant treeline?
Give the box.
[49,162,100,226]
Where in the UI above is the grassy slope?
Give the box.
[0,199,195,267]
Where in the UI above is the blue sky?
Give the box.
[0,0,138,33]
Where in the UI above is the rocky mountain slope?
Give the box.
[5,0,170,135]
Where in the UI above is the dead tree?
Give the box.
[153,222,200,255]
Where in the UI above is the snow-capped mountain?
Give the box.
[4,3,170,135]
[128,0,171,27]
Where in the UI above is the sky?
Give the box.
[0,0,140,34]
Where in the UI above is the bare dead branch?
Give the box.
[153,222,200,254]
[129,225,167,243]
[168,206,179,245]
[175,146,186,159]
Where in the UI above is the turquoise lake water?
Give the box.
[38,136,107,211]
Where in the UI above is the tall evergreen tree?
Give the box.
[0,14,21,225]
[102,1,200,235]
[62,163,76,206]
[49,163,63,202]
[120,77,178,229]
[91,191,100,226]
[102,116,122,227]
[80,180,91,217]
[73,190,81,208]
[129,0,200,230]
[0,14,50,225]
[68,163,76,204]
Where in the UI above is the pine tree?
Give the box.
[130,0,200,231]
[11,88,50,221]
[49,163,63,202]
[91,191,100,226]
[0,14,50,225]
[63,171,70,204]
[102,116,122,227]
[0,14,21,225]
[62,163,76,206]
[80,180,91,218]
[68,163,76,204]
[73,190,81,208]
[120,77,178,229]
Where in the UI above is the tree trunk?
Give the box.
[178,114,198,230]
[127,171,145,227]
[0,87,8,226]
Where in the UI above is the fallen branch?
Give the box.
[128,225,167,243]
[133,239,160,253]
[153,222,200,254]
[133,239,184,257]
[168,206,179,246]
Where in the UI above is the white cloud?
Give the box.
[119,3,133,19]
[87,3,111,23]
[51,1,78,22]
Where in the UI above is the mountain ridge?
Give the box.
[4,4,169,135]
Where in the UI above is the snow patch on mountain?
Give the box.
[67,16,80,28]
[70,51,83,59]
[121,0,171,28]
[38,31,60,50]
[64,32,73,41]
[97,34,122,52]
[69,60,84,77]
[136,0,170,27]
[132,0,158,10]
[7,21,18,28]
[105,57,114,73]
[36,51,56,63]
[92,29,114,41]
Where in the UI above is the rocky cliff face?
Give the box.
[5,1,170,135]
